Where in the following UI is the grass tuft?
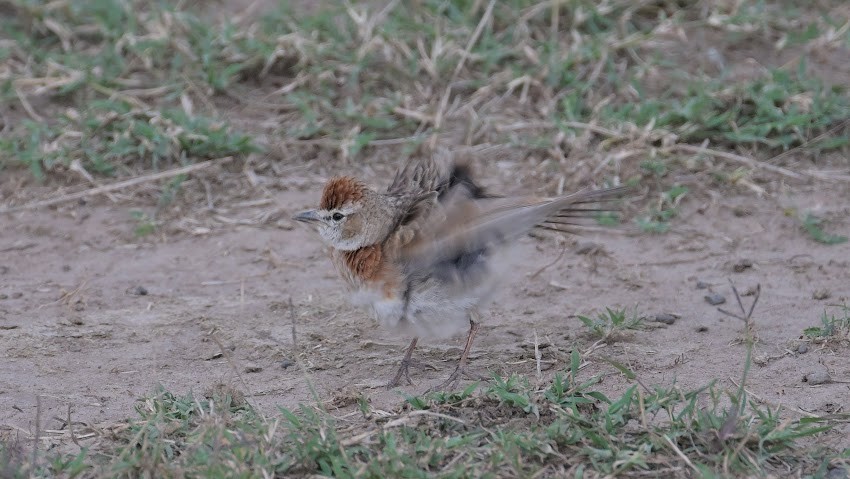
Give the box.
[801,213,848,245]
[18,365,839,478]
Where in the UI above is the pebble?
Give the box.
[575,242,601,255]
[812,289,831,300]
[695,280,709,290]
[654,313,678,325]
[130,286,148,296]
[732,259,753,272]
[797,343,809,354]
[732,206,752,217]
[827,467,848,479]
[696,326,709,333]
[281,359,295,369]
[803,369,831,385]
[0,294,7,300]
[244,364,263,373]
[11,292,22,299]
[705,293,725,305]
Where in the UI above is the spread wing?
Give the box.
[400,186,629,272]
[383,155,627,334]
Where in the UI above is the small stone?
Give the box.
[62,265,71,272]
[705,293,725,305]
[244,364,263,373]
[73,301,85,312]
[803,369,831,385]
[812,289,831,300]
[826,467,848,479]
[0,294,7,300]
[732,206,752,217]
[696,326,709,333]
[654,313,678,325]
[11,292,22,299]
[70,317,84,325]
[695,281,709,290]
[732,259,753,273]
[129,286,148,296]
[797,343,809,354]
[281,359,295,369]
[575,242,601,255]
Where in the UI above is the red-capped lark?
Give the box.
[294,154,626,389]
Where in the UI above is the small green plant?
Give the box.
[595,211,621,226]
[801,213,848,245]
[130,210,156,237]
[636,185,688,234]
[804,306,850,341]
[577,307,644,340]
[488,374,539,418]
[640,160,668,178]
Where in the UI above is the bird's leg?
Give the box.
[435,313,482,391]
[387,337,434,388]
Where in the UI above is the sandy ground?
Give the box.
[1,164,849,451]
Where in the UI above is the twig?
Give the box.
[669,144,805,181]
[0,157,235,214]
[288,298,298,351]
[664,435,699,474]
[341,409,467,446]
[763,118,850,167]
[32,395,41,469]
[430,0,496,149]
[15,87,43,122]
[287,299,325,410]
[0,242,37,253]
[528,243,568,279]
[67,404,81,448]
[208,330,259,415]
[533,329,542,381]
[717,282,761,325]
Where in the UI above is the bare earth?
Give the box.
[1,165,848,451]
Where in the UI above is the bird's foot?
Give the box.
[386,358,436,389]
[428,363,489,393]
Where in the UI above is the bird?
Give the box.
[293,153,627,390]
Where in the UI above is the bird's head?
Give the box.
[293,176,393,251]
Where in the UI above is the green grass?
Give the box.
[801,213,848,245]
[605,68,850,151]
[577,307,644,340]
[3,0,848,191]
[803,305,850,343]
[6,363,840,478]
[1,101,257,179]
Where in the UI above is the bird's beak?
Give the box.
[293,210,321,224]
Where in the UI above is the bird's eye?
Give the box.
[331,212,345,221]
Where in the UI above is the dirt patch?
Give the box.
[1,166,848,450]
